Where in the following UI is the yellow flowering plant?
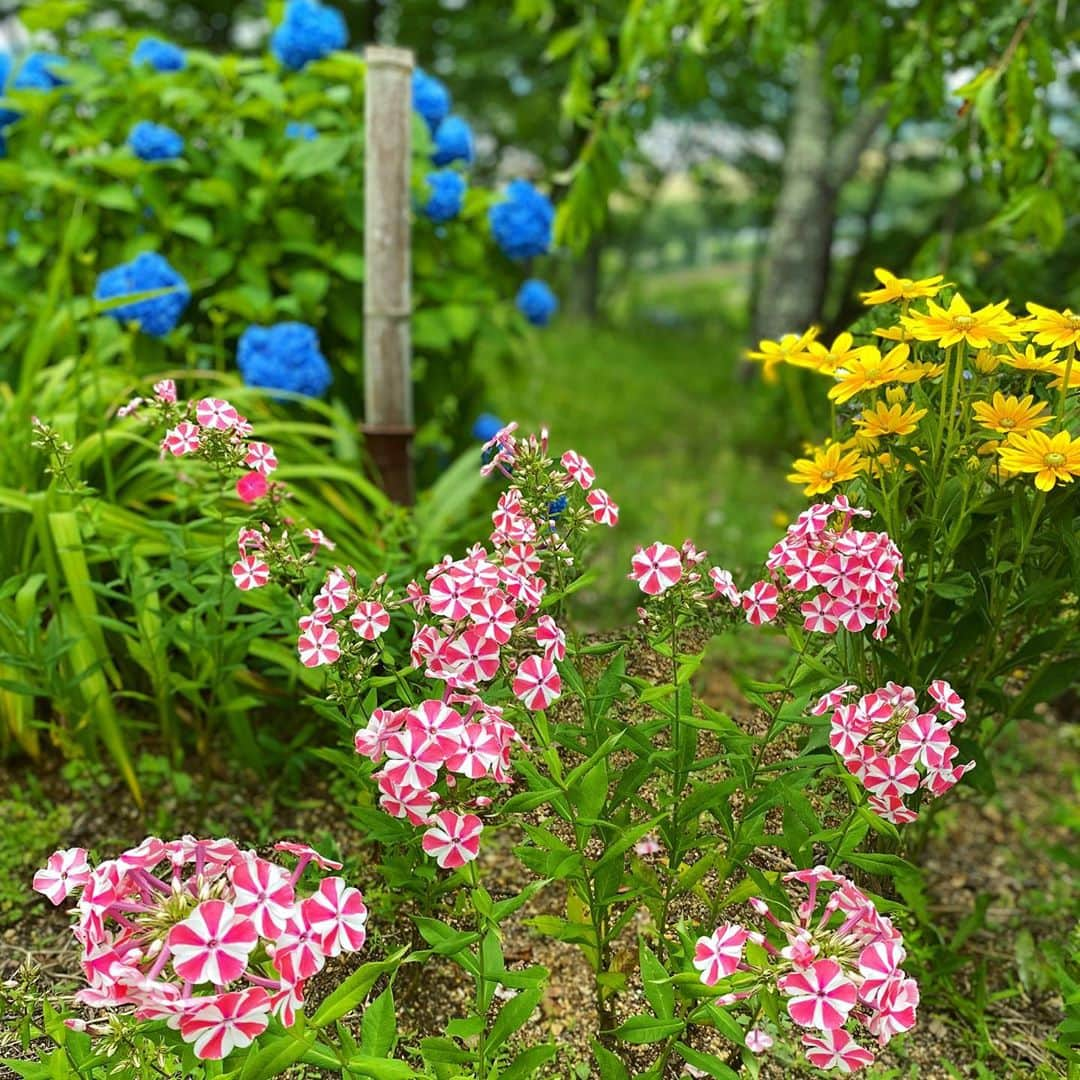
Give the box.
[753,269,1079,777]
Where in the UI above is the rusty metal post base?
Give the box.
[362,423,415,506]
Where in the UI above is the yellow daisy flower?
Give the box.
[971,392,1052,436]
[873,325,914,343]
[787,443,865,496]
[747,328,819,383]
[860,268,946,306]
[1003,344,1060,373]
[972,349,1000,374]
[901,294,1025,349]
[789,331,877,376]
[902,359,947,380]
[997,430,1080,491]
[855,400,928,439]
[1047,362,1080,391]
[827,344,919,404]
[1024,302,1080,350]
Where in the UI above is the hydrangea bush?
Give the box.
[0,9,559,466]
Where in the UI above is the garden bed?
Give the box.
[3,647,1073,1080]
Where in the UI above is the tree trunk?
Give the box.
[568,235,603,321]
[751,44,835,344]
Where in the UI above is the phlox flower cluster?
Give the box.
[763,496,903,640]
[628,497,901,640]
[121,384,284,512]
[346,424,618,866]
[32,838,366,1060]
[812,681,974,824]
[694,867,918,1073]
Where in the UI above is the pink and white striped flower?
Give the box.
[244,441,278,475]
[441,629,501,686]
[927,679,966,726]
[377,775,439,825]
[693,923,751,986]
[162,421,200,456]
[350,601,391,641]
[382,726,445,790]
[742,580,779,625]
[303,877,367,957]
[866,976,919,1043]
[801,1030,875,1073]
[152,378,177,403]
[856,940,905,1007]
[354,707,408,763]
[168,900,258,986]
[561,450,595,489]
[232,555,269,591]
[178,987,270,1060]
[469,593,518,644]
[32,848,90,905]
[630,542,683,596]
[446,723,502,779]
[272,911,326,984]
[779,959,858,1030]
[229,857,294,938]
[586,488,619,526]
[501,542,540,580]
[195,397,239,431]
[297,622,340,668]
[708,567,742,605]
[421,811,483,869]
[512,654,562,710]
[534,614,566,662]
[428,572,480,620]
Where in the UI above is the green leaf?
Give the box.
[674,1043,739,1079]
[487,988,543,1053]
[639,941,675,1020]
[612,1014,685,1044]
[360,984,396,1057]
[310,949,406,1027]
[499,1043,557,1080]
[592,1041,630,1080]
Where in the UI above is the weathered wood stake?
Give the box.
[362,45,414,504]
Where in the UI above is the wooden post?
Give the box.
[363,45,414,504]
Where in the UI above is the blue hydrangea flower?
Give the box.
[412,68,450,134]
[423,170,466,223]
[0,53,21,128]
[432,115,473,167]
[489,180,554,261]
[516,279,558,327]
[472,413,504,442]
[13,52,68,90]
[94,252,191,338]
[286,121,318,140]
[128,121,184,161]
[6,228,18,246]
[132,38,186,72]
[271,0,347,72]
[237,322,333,398]
[548,494,568,518]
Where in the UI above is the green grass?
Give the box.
[487,317,803,622]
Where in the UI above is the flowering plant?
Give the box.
[750,274,1080,782]
[32,837,367,1060]
[0,12,559,468]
